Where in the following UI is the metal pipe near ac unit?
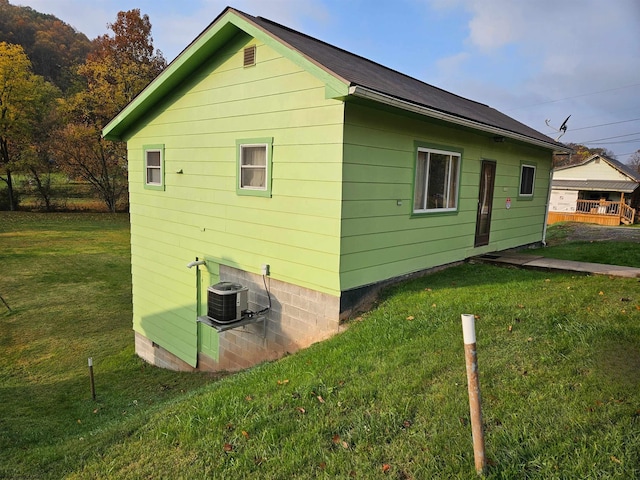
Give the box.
[187,258,206,268]
[187,257,206,318]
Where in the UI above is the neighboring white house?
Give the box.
[548,154,639,225]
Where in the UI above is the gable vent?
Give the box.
[243,45,256,67]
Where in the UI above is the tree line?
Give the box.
[0,4,165,212]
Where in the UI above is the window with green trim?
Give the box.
[143,145,165,191]
[236,138,273,197]
[413,147,460,213]
[519,163,536,197]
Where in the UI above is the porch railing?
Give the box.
[621,202,636,224]
[575,199,635,224]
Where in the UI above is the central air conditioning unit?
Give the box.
[207,282,248,324]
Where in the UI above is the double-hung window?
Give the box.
[413,147,460,213]
[519,163,536,198]
[143,145,164,191]
[236,138,273,197]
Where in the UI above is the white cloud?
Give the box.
[435,51,470,76]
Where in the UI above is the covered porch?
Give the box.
[548,180,638,226]
[547,197,636,226]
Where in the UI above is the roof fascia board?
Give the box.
[349,85,571,153]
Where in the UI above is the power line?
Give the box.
[505,83,640,112]
[570,117,640,132]
[583,139,640,146]
[578,131,640,143]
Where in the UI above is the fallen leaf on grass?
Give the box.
[330,435,349,449]
[296,407,306,414]
[406,315,414,321]
[223,443,233,452]
[277,379,289,385]
[245,395,253,401]
[599,291,604,296]
[382,463,391,473]
[508,325,513,332]
[424,288,432,291]
[317,395,325,403]
[242,430,250,439]
[611,456,621,464]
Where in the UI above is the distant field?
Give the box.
[1,174,124,211]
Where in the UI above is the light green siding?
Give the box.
[340,102,553,290]
[127,36,344,365]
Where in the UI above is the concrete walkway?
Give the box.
[475,252,640,279]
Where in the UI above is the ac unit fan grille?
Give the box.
[207,282,248,324]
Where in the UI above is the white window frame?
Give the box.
[143,145,164,191]
[413,147,461,213]
[236,137,273,197]
[519,163,536,198]
[239,144,268,191]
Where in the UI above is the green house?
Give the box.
[103,7,569,371]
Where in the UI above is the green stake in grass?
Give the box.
[461,314,486,475]
[88,357,96,401]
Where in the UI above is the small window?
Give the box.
[143,145,164,191]
[413,147,460,213]
[237,138,273,197]
[519,164,536,197]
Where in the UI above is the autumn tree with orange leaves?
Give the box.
[55,9,166,212]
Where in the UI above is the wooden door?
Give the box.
[475,160,496,247]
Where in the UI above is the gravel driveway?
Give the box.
[548,222,640,245]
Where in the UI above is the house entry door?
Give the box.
[474,160,496,247]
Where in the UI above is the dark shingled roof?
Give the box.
[235,9,566,150]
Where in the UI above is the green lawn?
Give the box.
[1,215,639,479]
[535,240,640,268]
[0,213,215,478]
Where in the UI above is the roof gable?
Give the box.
[103,6,567,152]
[555,154,640,182]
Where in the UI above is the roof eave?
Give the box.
[349,85,571,153]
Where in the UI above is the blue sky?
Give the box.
[16,0,640,162]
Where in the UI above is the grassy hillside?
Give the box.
[1,215,639,478]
